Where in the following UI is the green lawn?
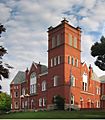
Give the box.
[0,110,105,119]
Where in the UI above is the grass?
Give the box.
[0,110,105,119]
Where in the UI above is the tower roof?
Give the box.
[48,18,81,32]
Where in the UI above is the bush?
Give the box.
[52,95,65,110]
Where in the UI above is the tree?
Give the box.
[0,24,13,80]
[91,36,105,71]
[0,92,11,112]
[52,95,65,110]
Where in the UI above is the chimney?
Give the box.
[89,64,93,85]
[25,68,29,80]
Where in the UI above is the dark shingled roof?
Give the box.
[11,71,25,84]
[41,65,48,73]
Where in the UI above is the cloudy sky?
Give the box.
[0,0,105,94]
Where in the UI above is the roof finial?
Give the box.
[61,17,69,23]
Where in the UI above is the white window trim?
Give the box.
[51,58,53,67]
[54,57,57,66]
[58,56,60,64]
[74,37,77,48]
[68,56,71,64]
[71,75,75,86]
[43,98,46,107]
[52,36,56,48]
[68,33,72,46]
[42,81,46,91]
[39,98,42,107]
[96,101,100,108]
[30,73,37,94]
[54,76,59,87]
[71,95,74,105]
[75,59,78,67]
[57,34,60,46]
[15,102,18,109]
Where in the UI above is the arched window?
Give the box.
[54,76,59,86]
[39,98,42,107]
[70,75,75,86]
[31,99,34,109]
[68,56,71,64]
[22,88,25,95]
[30,72,37,94]
[15,102,18,109]
[42,81,46,91]
[68,33,72,46]
[71,57,75,66]
[71,95,74,105]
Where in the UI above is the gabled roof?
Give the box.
[32,62,48,74]
[99,75,105,83]
[11,71,25,85]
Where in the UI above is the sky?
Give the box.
[0,0,105,94]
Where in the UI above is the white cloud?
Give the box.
[0,3,11,23]
[1,0,105,94]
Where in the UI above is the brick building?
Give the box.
[10,19,105,111]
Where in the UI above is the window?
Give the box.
[71,57,75,66]
[22,88,25,95]
[54,57,57,66]
[70,75,75,86]
[57,34,60,46]
[75,59,78,67]
[15,91,18,98]
[96,87,100,95]
[43,98,46,106]
[52,36,56,48]
[31,99,34,109]
[54,76,59,86]
[58,56,61,64]
[68,33,72,46]
[82,73,88,91]
[25,101,28,107]
[39,98,42,107]
[74,37,77,48]
[71,95,74,105]
[15,102,18,109]
[53,96,57,102]
[30,72,37,94]
[96,101,100,108]
[22,101,24,108]
[102,84,104,95]
[80,97,83,101]
[42,81,46,91]
[68,56,71,64]
[51,58,53,67]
